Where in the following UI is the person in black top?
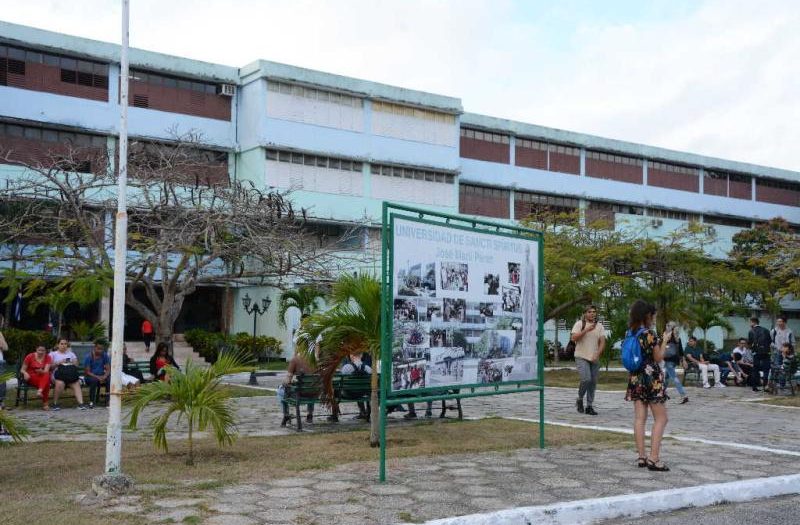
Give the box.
[662,322,688,404]
[748,317,773,392]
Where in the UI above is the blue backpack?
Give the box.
[622,327,647,373]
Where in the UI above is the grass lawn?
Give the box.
[0,418,631,525]
[545,368,630,390]
[755,395,800,407]
[221,384,275,397]
[255,360,288,371]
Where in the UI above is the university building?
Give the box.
[0,21,798,353]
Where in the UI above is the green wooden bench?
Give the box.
[283,373,327,431]
[126,360,153,383]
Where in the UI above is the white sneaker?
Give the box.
[703,384,711,389]
[715,383,726,388]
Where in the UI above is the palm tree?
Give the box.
[128,352,250,465]
[687,299,734,353]
[277,285,326,328]
[295,274,382,446]
[0,372,28,443]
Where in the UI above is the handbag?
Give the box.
[54,364,80,384]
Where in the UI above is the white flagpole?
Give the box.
[105,0,130,475]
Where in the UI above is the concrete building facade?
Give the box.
[1,21,798,354]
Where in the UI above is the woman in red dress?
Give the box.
[21,345,53,410]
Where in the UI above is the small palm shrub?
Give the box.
[127,351,250,465]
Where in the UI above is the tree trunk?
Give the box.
[187,417,194,466]
[369,364,379,447]
[554,321,560,365]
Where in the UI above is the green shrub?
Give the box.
[232,332,282,361]
[695,339,717,352]
[71,320,107,342]
[2,329,57,364]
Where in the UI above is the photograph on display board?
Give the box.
[429,328,448,347]
[426,300,443,323]
[443,298,466,323]
[396,261,436,297]
[478,302,495,318]
[478,357,517,384]
[501,285,521,313]
[483,272,500,295]
[392,358,427,390]
[393,298,419,322]
[508,262,521,285]
[427,347,467,386]
[440,262,469,292]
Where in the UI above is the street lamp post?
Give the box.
[242,292,271,364]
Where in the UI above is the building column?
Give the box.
[364,99,373,135]
[108,64,121,107]
[362,161,372,198]
[509,189,515,221]
[578,199,587,227]
[642,159,648,186]
[509,136,516,166]
[751,176,757,201]
[579,148,586,177]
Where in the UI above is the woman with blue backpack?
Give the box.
[623,300,670,472]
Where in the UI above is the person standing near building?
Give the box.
[625,300,670,471]
[771,315,794,356]
[141,318,154,353]
[748,317,773,392]
[662,322,689,404]
[571,305,606,416]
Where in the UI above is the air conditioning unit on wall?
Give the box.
[217,84,236,97]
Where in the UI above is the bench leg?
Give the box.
[456,398,463,420]
[248,371,258,386]
[295,400,303,432]
[439,399,446,418]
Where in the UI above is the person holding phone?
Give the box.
[50,338,86,410]
[662,322,689,404]
[21,345,53,410]
[571,304,606,416]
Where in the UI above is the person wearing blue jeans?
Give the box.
[662,322,689,404]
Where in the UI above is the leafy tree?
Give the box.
[295,273,382,446]
[127,351,250,465]
[277,285,326,328]
[686,298,735,352]
[731,218,797,318]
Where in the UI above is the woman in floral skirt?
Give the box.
[625,300,670,471]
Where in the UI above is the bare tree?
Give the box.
[0,132,354,342]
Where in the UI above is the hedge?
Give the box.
[184,328,282,363]
[2,329,57,365]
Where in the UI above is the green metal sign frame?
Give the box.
[378,202,545,481]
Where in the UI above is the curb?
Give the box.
[409,473,800,525]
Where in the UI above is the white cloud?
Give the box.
[2,0,799,170]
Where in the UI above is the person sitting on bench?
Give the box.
[340,352,372,420]
[21,345,52,410]
[685,337,724,389]
[50,338,86,410]
[83,341,110,408]
[280,352,316,427]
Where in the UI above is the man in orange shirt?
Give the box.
[141,319,154,353]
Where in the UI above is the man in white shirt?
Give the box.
[571,305,606,416]
[731,337,753,386]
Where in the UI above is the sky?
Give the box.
[3,0,799,171]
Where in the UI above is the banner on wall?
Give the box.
[389,216,539,395]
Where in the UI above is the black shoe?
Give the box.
[403,412,417,420]
[585,406,598,416]
[326,414,338,422]
[306,414,314,423]
[280,415,290,427]
[680,397,689,404]
[646,459,670,472]
[576,399,584,414]
[424,411,433,418]
[752,387,759,392]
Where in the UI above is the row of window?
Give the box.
[266,149,363,172]
[589,201,645,216]
[371,163,455,184]
[516,191,579,209]
[0,122,107,148]
[587,150,643,166]
[649,161,698,176]
[757,177,800,190]
[703,215,753,228]
[707,171,751,183]
[131,69,218,94]
[460,127,511,144]
[0,43,108,88]
[516,138,582,156]
[268,81,363,108]
[373,101,455,124]
[648,207,700,221]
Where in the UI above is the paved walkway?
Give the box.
[10,375,800,524]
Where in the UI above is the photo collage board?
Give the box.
[390,216,540,393]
